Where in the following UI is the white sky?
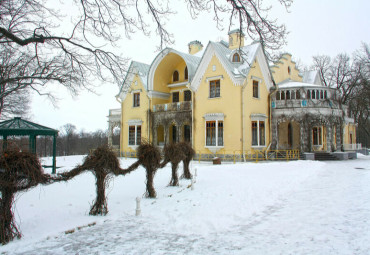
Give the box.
[30,0,370,133]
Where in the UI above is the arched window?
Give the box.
[307,90,311,99]
[312,90,316,99]
[286,90,291,100]
[232,53,240,62]
[281,91,285,100]
[184,66,188,80]
[324,90,328,99]
[276,92,281,100]
[288,66,291,75]
[173,70,179,82]
[296,90,301,99]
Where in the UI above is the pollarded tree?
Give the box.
[0,0,292,118]
[0,150,63,244]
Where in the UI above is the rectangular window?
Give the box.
[210,80,220,98]
[252,121,258,146]
[206,121,216,146]
[133,93,140,107]
[206,120,223,146]
[253,80,259,98]
[252,120,265,146]
[184,90,191,101]
[129,126,136,145]
[218,121,224,146]
[129,125,141,146]
[259,121,265,146]
[172,92,179,103]
[313,127,322,145]
[136,126,141,145]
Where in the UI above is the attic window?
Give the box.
[288,66,291,75]
[173,70,179,82]
[185,66,188,80]
[232,53,240,62]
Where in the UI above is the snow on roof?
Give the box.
[302,70,321,85]
[171,49,201,81]
[131,61,150,90]
[211,41,260,77]
[278,80,326,89]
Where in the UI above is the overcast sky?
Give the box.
[30,0,370,133]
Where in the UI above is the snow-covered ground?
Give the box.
[1,154,370,254]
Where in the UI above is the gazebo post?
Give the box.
[52,134,57,174]
[29,135,37,154]
[3,135,7,151]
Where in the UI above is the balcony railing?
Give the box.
[153,101,192,112]
[109,108,121,116]
[343,143,362,151]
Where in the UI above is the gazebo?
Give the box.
[0,117,58,174]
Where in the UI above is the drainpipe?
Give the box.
[190,84,194,146]
[241,80,248,162]
[148,95,151,142]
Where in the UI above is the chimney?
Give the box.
[228,29,245,49]
[188,40,203,55]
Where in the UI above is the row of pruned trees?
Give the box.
[1,142,195,244]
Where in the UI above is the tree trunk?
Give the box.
[89,171,108,215]
[146,167,157,198]
[0,188,20,244]
[182,159,192,179]
[169,162,179,186]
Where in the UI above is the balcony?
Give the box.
[153,101,192,113]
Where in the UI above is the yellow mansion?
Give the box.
[108,30,357,160]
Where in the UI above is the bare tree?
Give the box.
[313,43,370,146]
[1,0,292,118]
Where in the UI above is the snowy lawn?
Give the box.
[1,154,370,254]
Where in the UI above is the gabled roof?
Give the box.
[190,41,273,91]
[117,61,150,100]
[0,117,58,136]
[147,48,201,91]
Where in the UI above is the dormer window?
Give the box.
[173,70,179,82]
[232,53,240,62]
[184,66,188,80]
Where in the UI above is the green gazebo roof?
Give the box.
[0,117,58,137]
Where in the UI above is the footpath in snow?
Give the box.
[1,155,370,254]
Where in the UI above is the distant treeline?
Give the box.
[1,124,120,156]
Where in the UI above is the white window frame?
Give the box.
[204,113,224,152]
[251,114,267,149]
[127,119,143,149]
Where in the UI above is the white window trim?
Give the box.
[204,113,225,151]
[251,114,267,148]
[206,75,223,83]
[127,119,143,149]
